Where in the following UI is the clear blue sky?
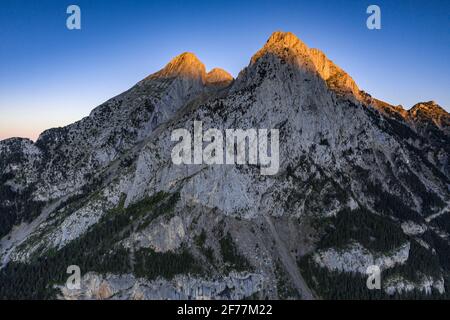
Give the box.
[1,0,449,140]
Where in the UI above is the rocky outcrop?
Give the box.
[149,52,207,82]
[408,101,450,135]
[58,272,264,300]
[206,68,234,87]
[122,215,187,252]
[1,31,449,300]
[250,31,362,100]
[312,242,411,274]
[384,275,445,296]
[401,221,427,236]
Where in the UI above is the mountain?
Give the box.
[0,31,449,300]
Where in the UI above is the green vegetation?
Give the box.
[421,230,450,272]
[131,191,180,230]
[362,181,423,222]
[0,178,45,238]
[431,214,450,235]
[0,191,197,299]
[219,232,251,272]
[134,247,202,280]
[383,240,441,282]
[319,208,407,253]
[384,117,420,141]
[298,252,445,300]
[274,260,299,299]
[297,204,449,299]
[298,256,386,299]
[319,138,329,146]
[194,229,207,247]
[194,229,216,266]
[399,170,445,216]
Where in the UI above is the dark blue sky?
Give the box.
[1,0,449,140]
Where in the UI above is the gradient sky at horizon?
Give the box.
[1,0,449,141]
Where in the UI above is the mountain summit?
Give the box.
[206,68,234,86]
[251,31,310,64]
[250,31,361,99]
[151,52,206,80]
[149,52,234,88]
[0,31,449,300]
[409,100,450,129]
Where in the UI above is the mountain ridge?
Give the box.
[0,30,449,300]
[1,32,448,144]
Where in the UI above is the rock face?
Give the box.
[206,68,234,87]
[408,101,450,134]
[122,215,187,253]
[308,48,362,100]
[384,275,445,296]
[59,271,264,300]
[150,52,207,81]
[0,31,449,300]
[313,242,411,274]
[251,31,361,99]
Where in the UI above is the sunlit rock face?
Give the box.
[308,48,362,100]
[250,31,361,100]
[407,101,450,135]
[1,31,449,300]
[206,68,234,87]
[149,52,207,82]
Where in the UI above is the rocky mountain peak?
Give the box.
[408,101,450,133]
[250,31,310,65]
[1,30,450,301]
[308,48,362,99]
[410,101,443,113]
[206,68,234,86]
[150,52,207,81]
[249,31,362,100]
[265,31,304,48]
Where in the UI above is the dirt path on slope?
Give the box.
[263,214,316,300]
